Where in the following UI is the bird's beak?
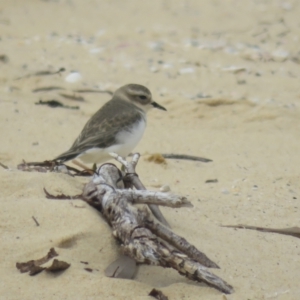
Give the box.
[151,101,167,111]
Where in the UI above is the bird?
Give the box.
[54,84,166,164]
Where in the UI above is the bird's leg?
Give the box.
[109,152,130,168]
[71,159,94,175]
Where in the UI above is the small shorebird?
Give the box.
[54,84,166,164]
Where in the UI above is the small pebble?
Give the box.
[221,188,230,195]
[65,71,82,83]
[179,67,195,74]
[149,66,158,73]
[281,2,292,10]
[160,185,171,192]
[148,41,164,51]
[89,48,104,54]
[271,49,289,62]
[221,66,247,73]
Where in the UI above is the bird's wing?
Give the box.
[55,104,144,162]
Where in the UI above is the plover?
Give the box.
[54,84,166,164]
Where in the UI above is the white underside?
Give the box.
[78,118,146,163]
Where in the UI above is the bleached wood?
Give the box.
[82,156,234,294]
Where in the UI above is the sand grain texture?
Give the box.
[1,0,300,299]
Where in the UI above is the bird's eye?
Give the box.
[139,95,147,100]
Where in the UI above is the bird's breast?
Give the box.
[114,118,146,155]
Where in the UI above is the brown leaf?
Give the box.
[16,248,59,274]
[16,260,36,273]
[29,266,45,276]
[46,259,70,272]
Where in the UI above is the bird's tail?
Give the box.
[54,150,79,163]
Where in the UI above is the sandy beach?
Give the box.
[1,0,300,299]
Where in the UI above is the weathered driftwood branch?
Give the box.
[110,152,170,227]
[82,153,233,294]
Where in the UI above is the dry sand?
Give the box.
[1,0,300,299]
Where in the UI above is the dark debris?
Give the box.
[149,289,169,300]
[35,99,79,109]
[46,259,70,272]
[16,248,58,273]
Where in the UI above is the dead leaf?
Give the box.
[16,248,58,273]
[29,266,45,276]
[46,259,70,272]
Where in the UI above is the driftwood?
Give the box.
[82,153,233,294]
[17,159,169,226]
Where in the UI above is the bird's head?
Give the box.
[114,84,167,113]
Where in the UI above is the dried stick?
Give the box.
[82,157,233,294]
[0,162,9,169]
[162,154,212,163]
[222,224,300,239]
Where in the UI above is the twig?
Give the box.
[162,154,212,162]
[32,87,65,93]
[16,68,65,80]
[0,162,8,169]
[32,216,40,226]
[59,93,85,102]
[73,88,113,95]
[222,224,300,239]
